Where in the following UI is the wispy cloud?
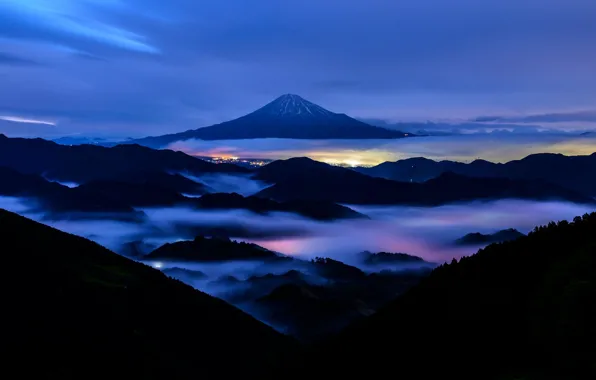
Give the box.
[0,0,159,54]
[0,116,56,126]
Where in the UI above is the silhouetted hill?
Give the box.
[195,192,368,220]
[103,171,208,195]
[247,270,306,285]
[256,283,372,341]
[360,251,431,266]
[0,209,295,379]
[129,94,408,147]
[162,267,207,282]
[310,257,366,281]
[456,228,525,245]
[358,152,596,196]
[0,134,247,184]
[75,180,189,207]
[145,235,285,262]
[252,266,431,342]
[423,171,592,204]
[220,270,312,306]
[254,158,595,205]
[356,156,452,181]
[284,213,596,379]
[0,166,137,215]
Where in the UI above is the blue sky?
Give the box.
[1,0,595,137]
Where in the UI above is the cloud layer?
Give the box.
[2,195,593,264]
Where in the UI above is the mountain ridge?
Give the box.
[253,157,596,205]
[357,151,596,196]
[0,135,247,184]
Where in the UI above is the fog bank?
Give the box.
[2,196,593,264]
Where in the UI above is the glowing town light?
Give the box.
[344,160,361,167]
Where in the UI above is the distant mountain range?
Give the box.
[356,152,596,197]
[473,110,596,123]
[128,94,409,147]
[0,134,246,184]
[0,168,367,221]
[252,157,595,205]
[0,166,138,216]
[1,135,595,218]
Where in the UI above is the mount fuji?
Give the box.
[130,94,410,147]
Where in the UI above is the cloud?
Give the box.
[182,173,271,196]
[0,116,56,126]
[0,0,595,136]
[475,110,596,123]
[0,52,41,66]
[0,1,159,54]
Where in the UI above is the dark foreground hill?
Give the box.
[254,157,595,205]
[278,213,596,380]
[0,209,295,379]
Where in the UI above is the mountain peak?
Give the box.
[256,94,335,118]
[277,93,304,100]
[127,93,408,144]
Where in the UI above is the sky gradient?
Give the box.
[1,0,596,137]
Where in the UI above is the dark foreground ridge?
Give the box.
[0,209,295,379]
[278,213,596,380]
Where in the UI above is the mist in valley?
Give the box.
[2,171,595,338]
[182,173,271,196]
[3,194,593,272]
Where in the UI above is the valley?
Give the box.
[2,3,595,377]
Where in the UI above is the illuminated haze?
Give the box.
[169,134,596,166]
